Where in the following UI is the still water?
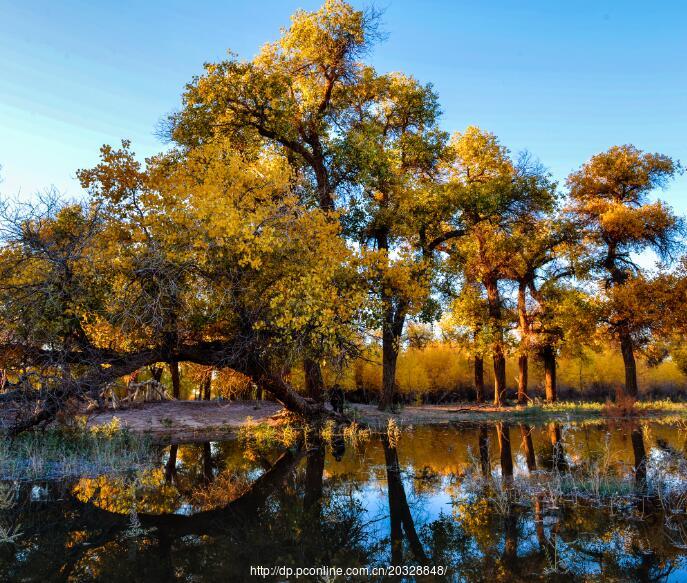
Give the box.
[3,420,687,581]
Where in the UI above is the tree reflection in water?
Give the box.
[2,422,687,581]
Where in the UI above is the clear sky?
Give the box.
[1,0,685,211]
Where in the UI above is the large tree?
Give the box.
[506,208,584,403]
[341,72,447,410]
[0,140,368,432]
[165,1,382,400]
[567,145,682,397]
[168,0,377,212]
[442,128,553,405]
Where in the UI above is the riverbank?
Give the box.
[80,399,687,441]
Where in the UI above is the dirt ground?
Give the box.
[87,400,284,443]
[7,398,679,442]
[82,400,525,442]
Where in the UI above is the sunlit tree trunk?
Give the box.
[606,243,640,398]
[468,273,485,404]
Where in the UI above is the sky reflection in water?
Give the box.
[2,420,687,581]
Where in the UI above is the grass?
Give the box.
[0,418,154,481]
[236,417,302,458]
[485,399,687,422]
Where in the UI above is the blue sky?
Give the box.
[1,0,685,211]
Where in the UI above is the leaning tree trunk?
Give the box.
[7,342,339,436]
[541,344,557,403]
[619,328,639,397]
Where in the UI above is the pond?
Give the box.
[2,419,687,581]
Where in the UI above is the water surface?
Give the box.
[3,420,687,581]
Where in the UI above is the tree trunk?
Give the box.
[541,345,557,403]
[492,350,506,406]
[201,371,212,400]
[379,301,406,411]
[503,509,518,569]
[547,422,567,472]
[517,354,528,405]
[202,442,213,484]
[474,355,485,403]
[383,435,428,564]
[631,426,647,492]
[607,243,639,398]
[375,224,407,412]
[516,279,530,406]
[303,441,326,513]
[519,424,536,472]
[478,424,490,478]
[496,422,513,481]
[150,365,164,383]
[169,361,181,399]
[484,277,506,405]
[380,326,400,410]
[304,358,325,402]
[164,445,178,484]
[8,342,335,436]
[620,329,639,397]
[312,155,334,212]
